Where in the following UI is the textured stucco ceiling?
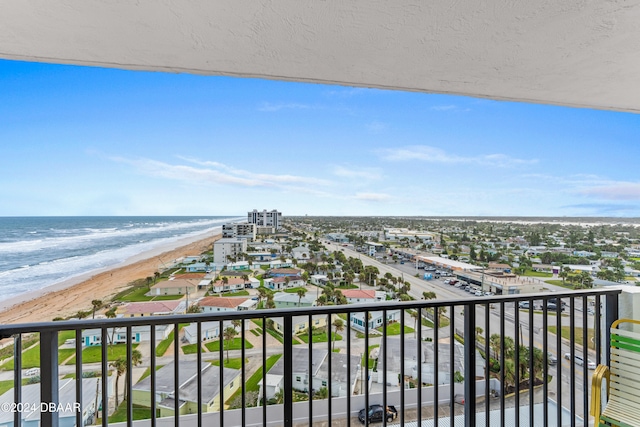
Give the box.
[2,1,640,113]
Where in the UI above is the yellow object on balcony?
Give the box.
[590,318,640,427]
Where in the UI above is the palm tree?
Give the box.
[110,358,127,407]
[296,288,307,307]
[332,318,344,350]
[232,319,242,331]
[223,327,238,362]
[410,310,419,338]
[91,299,102,319]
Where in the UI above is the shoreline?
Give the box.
[0,231,221,325]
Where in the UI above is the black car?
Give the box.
[358,405,398,424]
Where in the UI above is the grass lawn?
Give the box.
[297,331,342,344]
[376,322,414,336]
[363,345,380,369]
[544,280,575,289]
[0,379,31,396]
[211,358,247,370]
[181,343,203,355]
[548,325,595,350]
[204,338,253,352]
[250,329,261,336]
[115,286,153,302]
[227,290,250,296]
[266,328,284,344]
[66,343,139,365]
[225,354,281,405]
[155,329,176,357]
[151,295,185,301]
[336,284,359,289]
[283,287,308,294]
[108,399,154,423]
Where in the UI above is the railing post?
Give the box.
[40,330,59,427]
[284,315,293,427]
[463,303,476,427]
[604,291,619,366]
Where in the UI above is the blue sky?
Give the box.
[1,59,639,217]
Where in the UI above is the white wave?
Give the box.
[0,217,238,254]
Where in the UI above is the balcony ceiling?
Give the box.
[2,1,640,113]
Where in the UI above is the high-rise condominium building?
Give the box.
[247,209,282,230]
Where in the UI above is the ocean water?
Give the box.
[0,216,241,303]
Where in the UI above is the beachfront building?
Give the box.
[132,361,240,416]
[148,279,199,296]
[222,223,257,241]
[117,300,186,317]
[213,238,248,264]
[247,209,283,231]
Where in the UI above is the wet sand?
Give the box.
[0,233,221,325]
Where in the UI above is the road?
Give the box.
[324,241,596,416]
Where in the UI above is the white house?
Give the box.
[291,246,311,260]
[198,296,252,313]
[340,289,385,304]
[273,292,317,308]
[264,275,305,291]
[82,324,173,347]
[210,277,248,293]
[349,310,402,332]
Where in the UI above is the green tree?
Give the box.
[332,318,344,351]
[91,299,102,319]
[223,327,238,362]
[296,288,307,307]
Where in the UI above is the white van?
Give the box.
[25,368,39,376]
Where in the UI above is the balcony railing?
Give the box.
[0,289,621,427]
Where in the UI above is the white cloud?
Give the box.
[577,182,640,200]
[111,156,332,191]
[377,145,537,168]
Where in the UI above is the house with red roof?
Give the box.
[198,296,255,313]
[340,289,385,304]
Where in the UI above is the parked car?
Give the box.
[474,290,484,296]
[518,301,530,309]
[25,368,39,376]
[547,302,562,311]
[358,405,398,424]
[564,353,596,369]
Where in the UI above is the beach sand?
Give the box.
[0,233,221,325]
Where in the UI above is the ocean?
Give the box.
[0,216,241,303]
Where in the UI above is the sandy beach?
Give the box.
[0,233,221,325]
